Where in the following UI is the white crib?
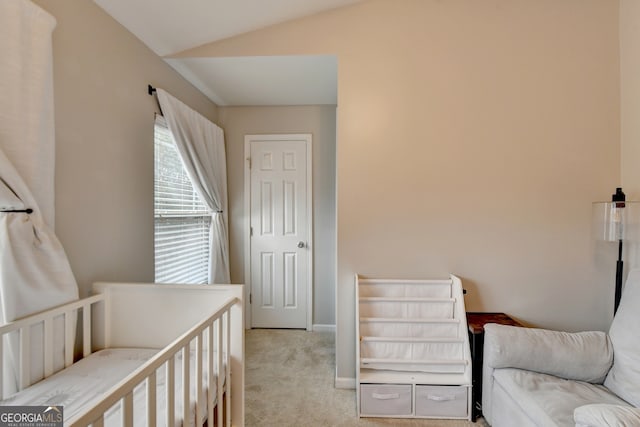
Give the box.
[0,282,244,427]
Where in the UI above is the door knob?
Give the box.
[297,241,305,248]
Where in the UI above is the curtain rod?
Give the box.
[148,84,163,114]
[1,208,33,214]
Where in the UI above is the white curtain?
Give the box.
[0,0,78,395]
[0,148,78,395]
[156,89,231,284]
[0,0,57,227]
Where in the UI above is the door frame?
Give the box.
[244,134,313,330]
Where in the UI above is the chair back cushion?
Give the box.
[604,269,640,407]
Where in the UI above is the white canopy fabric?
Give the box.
[0,147,78,326]
[0,0,57,227]
[156,89,230,284]
[0,0,78,395]
[0,148,78,395]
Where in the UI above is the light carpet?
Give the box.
[245,329,489,427]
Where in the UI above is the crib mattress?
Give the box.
[0,348,224,427]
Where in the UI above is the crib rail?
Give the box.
[67,296,238,427]
[0,294,104,400]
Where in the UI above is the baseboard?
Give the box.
[312,324,336,333]
[335,376,356,389]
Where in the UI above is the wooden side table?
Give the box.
[466,312,523,422]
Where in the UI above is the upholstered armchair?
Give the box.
[482,270,640,427]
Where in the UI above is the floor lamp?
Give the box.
[593,188,639,314]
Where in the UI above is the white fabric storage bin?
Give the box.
[361,340,464,361]
[413,340,464,359]
[361,360,467,374]
[407,300,454,318]
[415,385,468,418]
[359,299,454,319]
[359,320,459,339]
[361,340,411,360]
[359,283,452,298]
[360,384,412,416]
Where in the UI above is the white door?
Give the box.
[245,134,312,329]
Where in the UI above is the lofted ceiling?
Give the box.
[93,0,362,106]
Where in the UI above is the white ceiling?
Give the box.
[165,56,338,106]
[94,0,361,106]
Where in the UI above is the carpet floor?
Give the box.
[245,329,489,427]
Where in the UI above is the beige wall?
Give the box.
[217,106,337,326]
[620,0,640,200]
[35,0,218,296]
[620,0,640,270]
[179,0,621,381]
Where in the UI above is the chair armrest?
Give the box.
[575,404,640,427]
[484,323,613,382]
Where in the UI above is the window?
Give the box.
[154,116,210,284]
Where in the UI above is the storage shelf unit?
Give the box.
[356,275,472,420]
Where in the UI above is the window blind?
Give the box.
[154,116,210,284]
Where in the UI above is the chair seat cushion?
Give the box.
[575,404,640,427]
[493,368,631,427]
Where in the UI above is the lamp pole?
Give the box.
[612,187,625,314]
[615,238,623,313]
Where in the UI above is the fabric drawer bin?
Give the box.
[360,384,412,416]
[415,385,468,418]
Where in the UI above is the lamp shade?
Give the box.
[592,201,640,242]
[592,188,640,313]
